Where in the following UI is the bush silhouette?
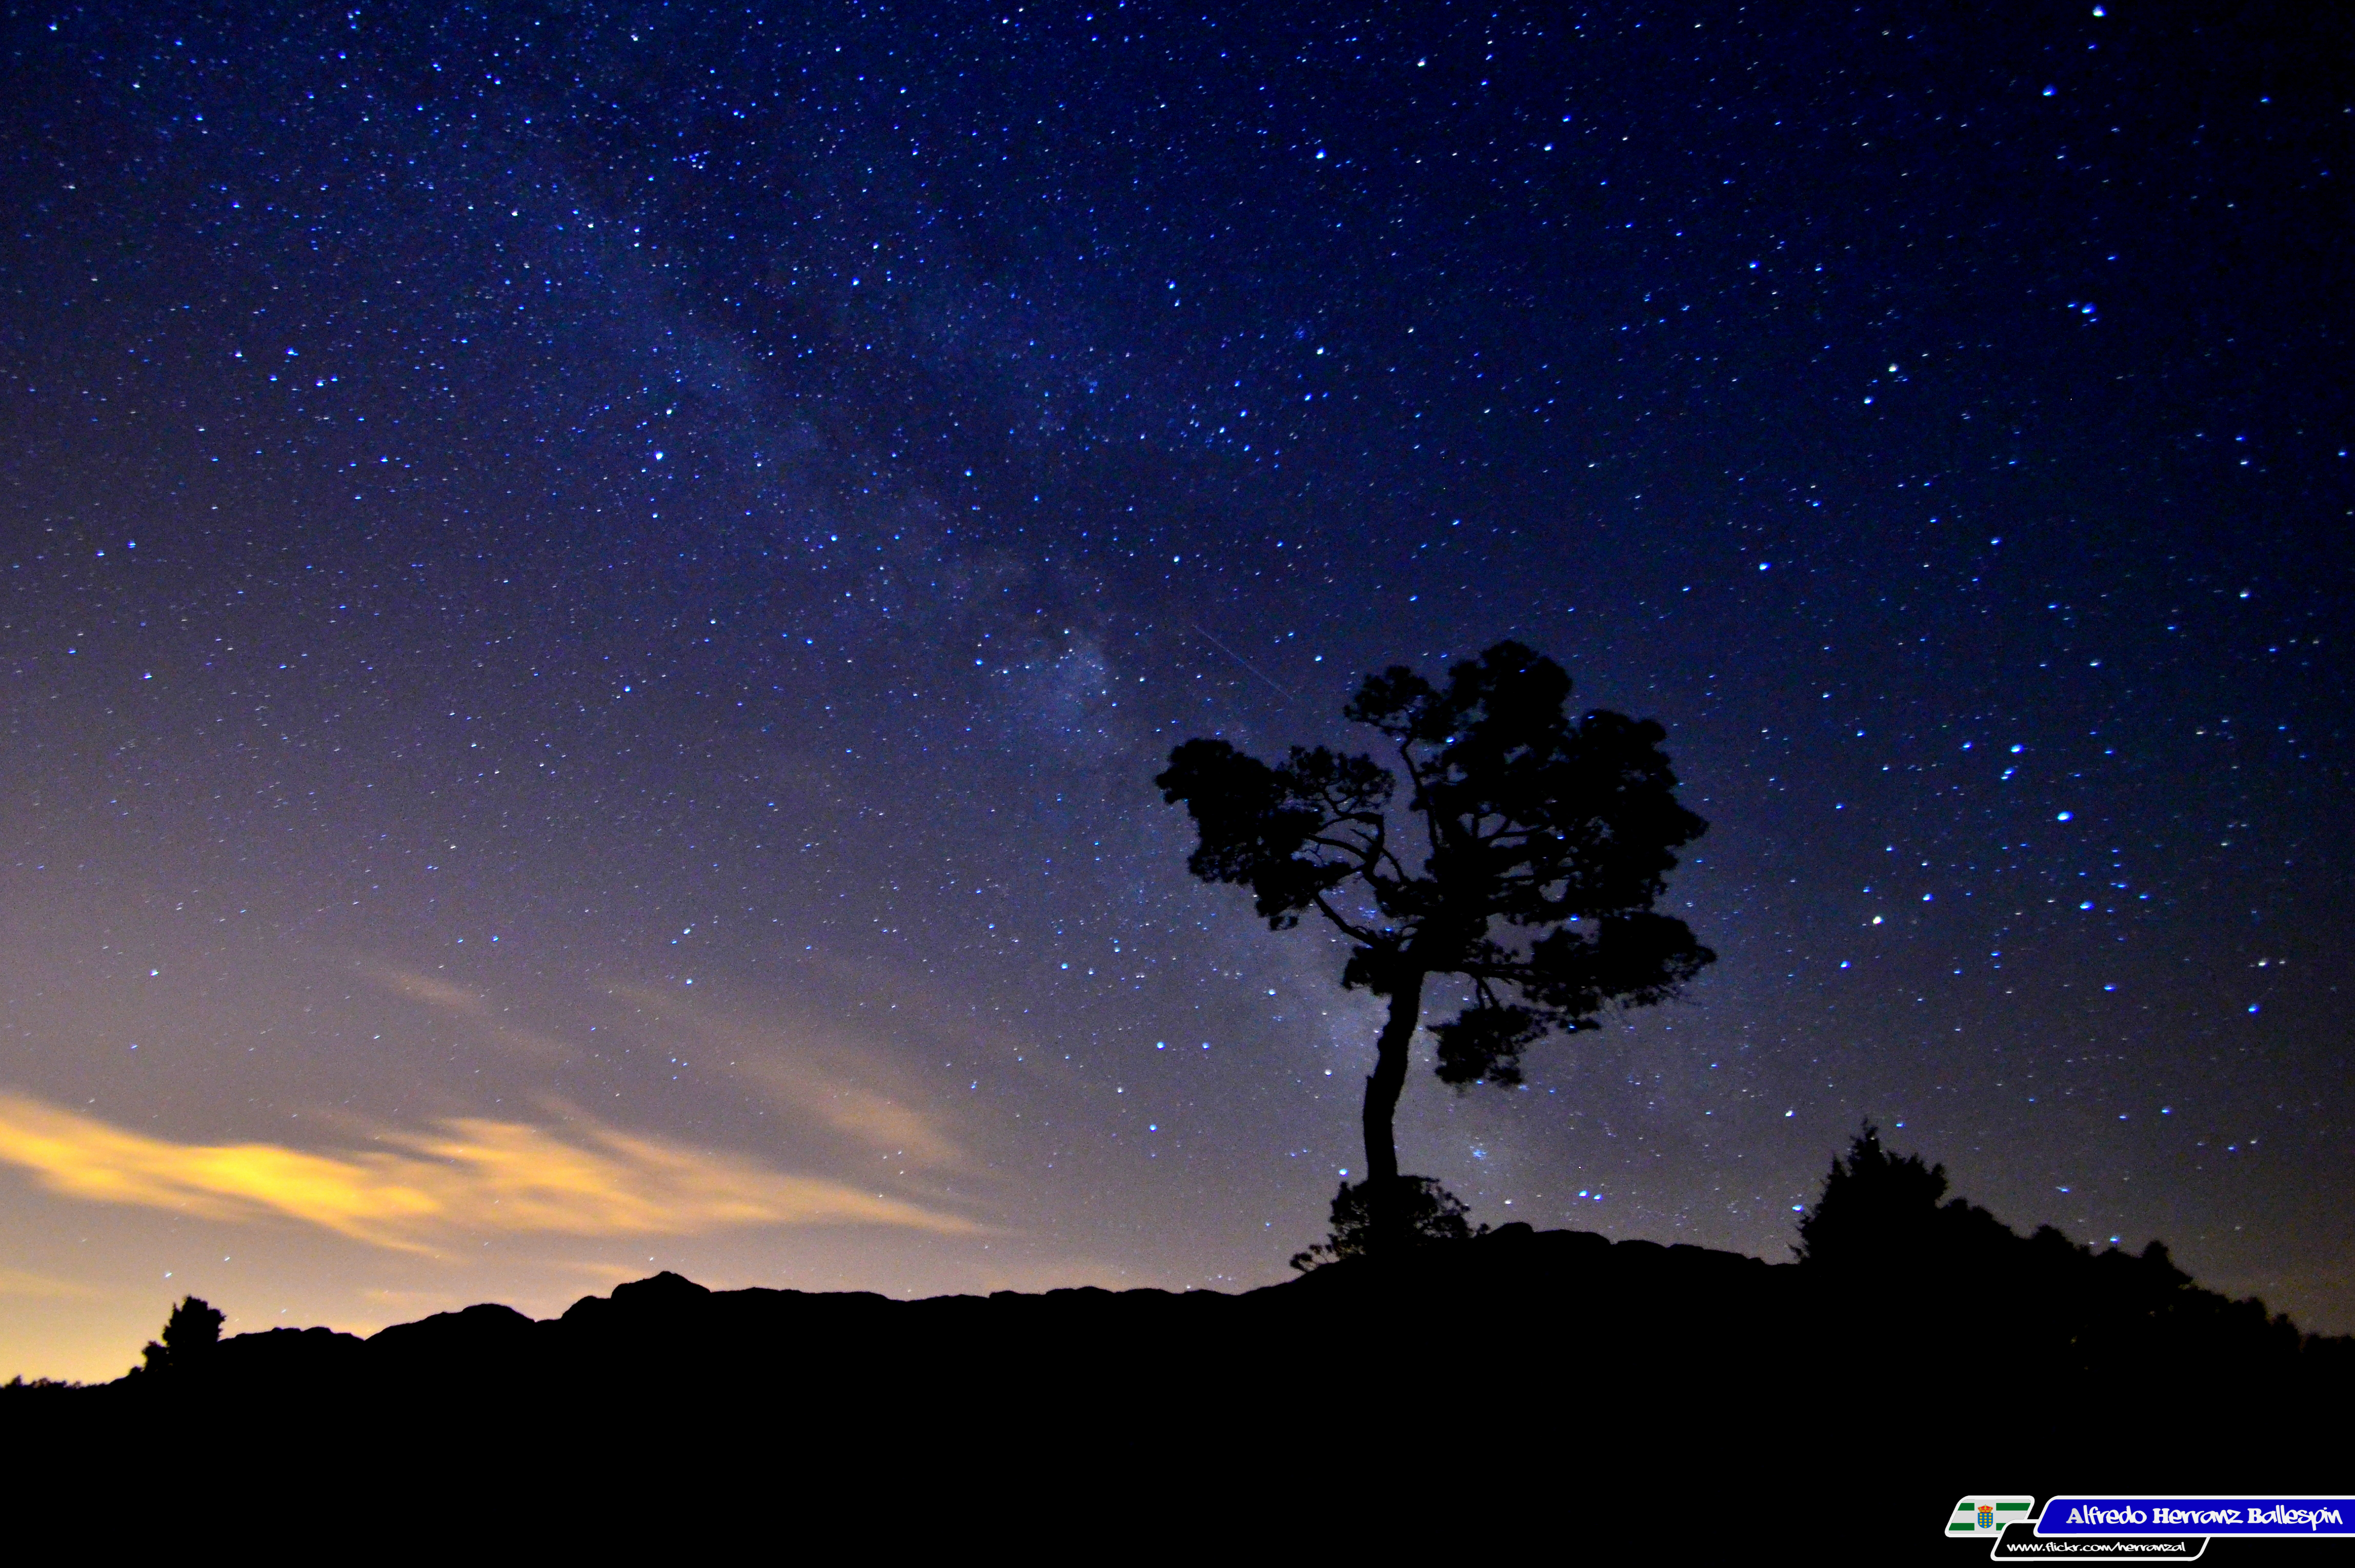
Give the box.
[1290,1175,1488,1271]
[139,1296,224,1376]
[1793,1121,2006,1270]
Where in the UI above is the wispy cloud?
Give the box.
[0,1094,975,1253]
[368,967,492,1017]
[599,981,974,1171]
[0,1267,102,1299]
[364,963,576,1063]
[730,1050,969,1169]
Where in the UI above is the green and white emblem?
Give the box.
[1947,1496,2036,1536]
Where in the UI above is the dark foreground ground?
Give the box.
[8,1223,2349,1548]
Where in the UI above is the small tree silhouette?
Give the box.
[1158,641,1712,1255]
[1796,1123,2015,1275]
[141,1295,225,1376]
[1794,1123,1948,1265]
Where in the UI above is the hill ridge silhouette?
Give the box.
[10,1137,2345,1530]
[17,1213,2348,1404]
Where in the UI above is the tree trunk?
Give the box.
[1360,970,1425,1250]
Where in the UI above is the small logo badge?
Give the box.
[1948,1496,2037,1537]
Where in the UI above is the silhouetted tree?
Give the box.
[1157,641,1712,1253]
[1791,1124,2328,1380]
[1796,1122,2014,1276]
[1795,1123,1950,1266]
[140,1295,224,1376]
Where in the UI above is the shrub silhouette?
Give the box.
[139,1296,224,1376]
[1793,1121,2010,1270]
[1289,1175,1488,1271]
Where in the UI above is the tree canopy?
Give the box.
[1157,640,1713,1253]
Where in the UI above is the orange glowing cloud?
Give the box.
[0,1093,975,1252]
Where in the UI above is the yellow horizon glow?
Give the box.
[0,1093,976,1252]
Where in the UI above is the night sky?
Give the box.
[4,0,2348,1381]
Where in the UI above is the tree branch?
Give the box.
[1309,891,1382,945]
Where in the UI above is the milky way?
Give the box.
[3,1,2348,1378]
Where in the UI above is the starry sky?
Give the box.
[3,0,2348,1380]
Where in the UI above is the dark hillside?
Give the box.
[11,1218,2346,1536]
[13,1132,2348,1536]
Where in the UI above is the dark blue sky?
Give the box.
[2,0,2348,1377]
